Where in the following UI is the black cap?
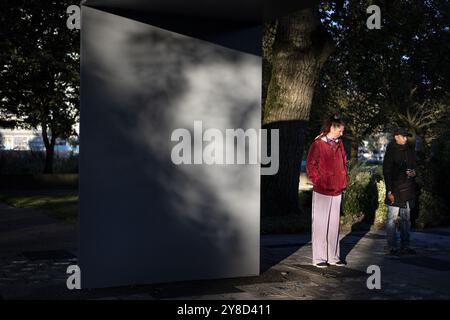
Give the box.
[393,127,412,137]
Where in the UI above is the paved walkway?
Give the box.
[1,201,450,300]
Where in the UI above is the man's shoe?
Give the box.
[400,247,416,255]
[329,260,347,267]
[314,262,329,268]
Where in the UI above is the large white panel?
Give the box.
[80,6,261,288]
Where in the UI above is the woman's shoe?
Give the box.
[329,260,347,266]
[314,262,329,268]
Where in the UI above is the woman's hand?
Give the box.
[406,169,416,177]
[388,191,395,204]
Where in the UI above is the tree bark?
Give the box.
[261,8,335,217]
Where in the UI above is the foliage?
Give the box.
[414,136,450,228]
[299,190,313,212]
[0,151,78,174]
[309,0,450,160]
[375,180,388,227]
[341,164,379,229]
[416,190,448,229]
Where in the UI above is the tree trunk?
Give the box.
[44,143,55,174]
[42,124,56,174]
[261,120,308,217]
[261,8,335,217]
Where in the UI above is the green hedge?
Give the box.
[0,150,78,174]
[375,180,388,226]
[342,157,450,230]
[341,164,381,230]
[263,157,450,233]
[0,174,78,190]
[416,190,448,228]
[414,137,450,228]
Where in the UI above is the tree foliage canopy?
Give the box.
[309,0,450,153]
[0,1,79,137]
[0,0,80,172]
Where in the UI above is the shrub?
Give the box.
[414,137,450,229]
[415,159,450,228]
[431,138,450,216]
[374,180,387,227]
[299,190,312,213]
[0,174,78,190]
[0,150,78,174]
[416,190,448,229]
[0,150,44,174]
[341,164,379,229]
[53,153,79,174]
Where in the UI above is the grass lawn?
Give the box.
[0,193,79,224]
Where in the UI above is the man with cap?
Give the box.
[382,127,417,255]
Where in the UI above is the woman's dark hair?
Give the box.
[320,114,345,136]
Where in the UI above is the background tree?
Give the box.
[261,1,344,217]
[263,0,449,218]
[0,0,79,173]
[306,0,450,228]
[309,0,450,159]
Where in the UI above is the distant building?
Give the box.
[0,128,41,150]
[358,133,389,163]
[0,128,78,155]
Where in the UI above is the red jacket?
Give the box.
[306,137,349,196]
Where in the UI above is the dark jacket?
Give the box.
[306,137,349,196]
[382,141,416,207]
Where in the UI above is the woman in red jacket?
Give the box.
[306,115,349,268]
